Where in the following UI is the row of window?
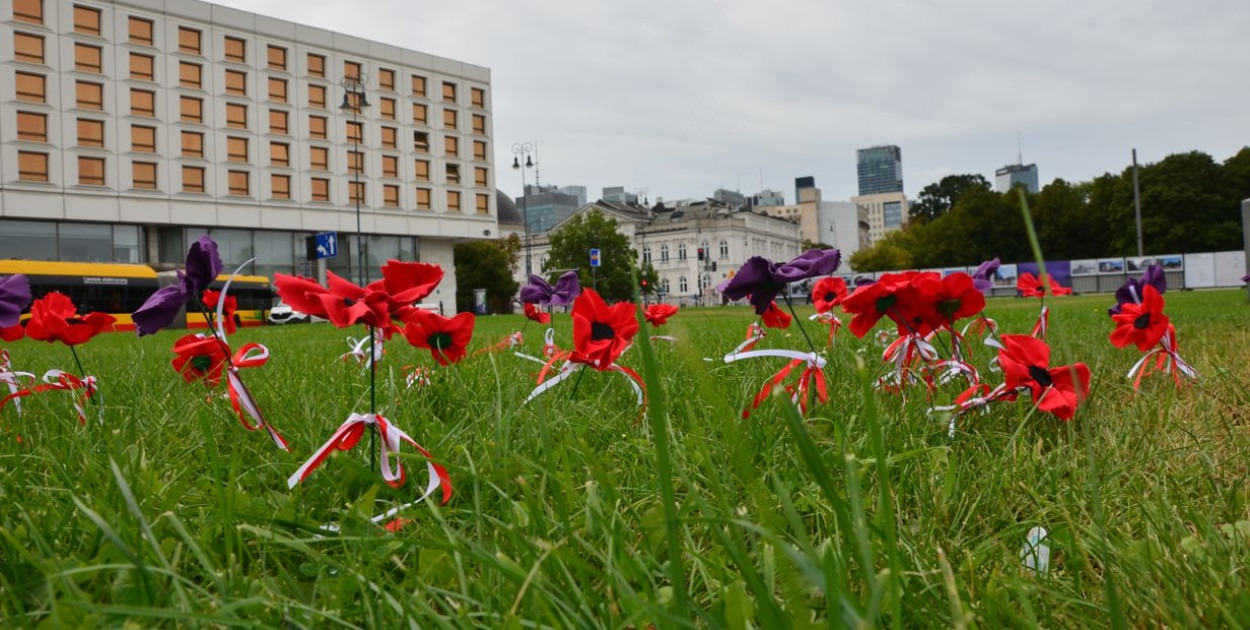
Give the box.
[13,152,489,211]
[641,241,732,263]
[14,74,488,158]
[13,0,487,107]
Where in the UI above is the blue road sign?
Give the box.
[589,248,601,268]
[314,232,338,259]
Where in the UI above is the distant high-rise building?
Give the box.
[516,186,580,233]
[602,186,638,204]
[558,185,588,207]
[857,145,904,196]
[795,176,816,205]
[995,163,1040,193]
[712,188,746,207]
[748,189,785,207]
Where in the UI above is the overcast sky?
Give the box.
[219,0,1250,204]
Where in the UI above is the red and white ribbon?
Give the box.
[1031,306,1049,340]
[403,365,432,389]
[288,412,450,491]
[808,312,843,346]
[341,330,385,367]
[961,316,998,341]
[928,383,1017,437]
[649,335,677,344]
[1,369,98,425]
[878,334,940,392]
[225,343,288,451]
[725,350,829,417]
[1126,325,1198,389]
[0,350,35,416]
[723,323,766,358]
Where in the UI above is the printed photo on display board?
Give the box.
[1098,258,1126,273]
[1126,256,1157,272]
[993,263,1018,287]
[1158,255,1184,271]
[1071,259,1098,276]
[1018,261,1073,288]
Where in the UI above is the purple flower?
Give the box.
[133,235,222,336]
[1242,274,1249,285]
[0,274,32,329]
[1109,263,1166,316]
[519,270,581,307]
[721,249,841,314]
[972,258,1000,293]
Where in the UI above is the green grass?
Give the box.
[1,290,1248,628]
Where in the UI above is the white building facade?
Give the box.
[514,200,801,306]
[2,0,496,313]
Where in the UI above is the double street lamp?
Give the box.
[512,142,536,276]
[341,73,371,286]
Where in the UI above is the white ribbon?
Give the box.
[341,330,385,367]
[650,335,677,344]
[1125,328,1199,384]
[521,361,580,405]
[44,369,99,424]
[724,348,828,370]
[514,327,559,365]
[0,350,34,416]
[960,316,998,339]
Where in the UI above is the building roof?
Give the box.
[495,189,524,226]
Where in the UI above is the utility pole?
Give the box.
[1132,149,1144,257]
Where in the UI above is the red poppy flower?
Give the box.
[1,324,23,342]
[997,334,1090,420]
[570,289,638,370]
[201,289,238,335]
[367,260,444,307]
[524,302,551,324]
[315,271,390,328]
[811,277,848,314]
[273,274,331,319]
[25,292,116,346]
[840,272,935,337]
[1109,284,1170,351]
[402,310,475,366]
[761,302,792,329]
[1017,273,1072,298]
[916,272,986,330]
[644,303,679,327]
[170,333,228,385]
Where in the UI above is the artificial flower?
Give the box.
[811,277,848,314]
[402,310,475,366]
[519,270,582,307]
[1,324,23,342]
[971,258,1000,293]
[722,249,841,314]
[569,289,638,369]
[318,271,391,328]
[644,303,679,327]
[273,273,331,319]
[1017,272,1072,298]
[840,272,933,337]
[367,260,444,314]
[523,302,551,324]
[997,334,1090,420]
[170,333,228,385]
[1109,264,1166,316]
[0,274,31,329]
[26,292,116,346]
[1109,284,1170,351]
[201,289,238,335]
[919,272,986,329]
[761,302,792,329]
[132,235,222,336]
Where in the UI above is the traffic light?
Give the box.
[698,247,705,261]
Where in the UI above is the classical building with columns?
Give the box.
[1,0,496,313]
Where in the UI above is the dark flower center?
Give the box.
[343,297,357,307]
[1133,313,1150,330]
[591,322,615,341]
[65,317,83,325]
[191,355,214,372]
[427,333,453,350]
[1028,365,1053,387]
[937,298,962,317]
[824,293,838,303]
[874,294,897,314]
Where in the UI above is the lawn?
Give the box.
[1,289,1248,628]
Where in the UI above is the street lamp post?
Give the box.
[512,142,537,276]
[341,73,371,287]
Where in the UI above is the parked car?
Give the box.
[267,301,325,325]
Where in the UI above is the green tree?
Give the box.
[910,174,991,223]
[639,262,659,295]
[849,229,916,271]
[453,241,520,314]
[545,210,639,302]
[801,239,833,252]
[497,233,523,274]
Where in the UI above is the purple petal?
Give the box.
[519,274,554,305]
[775,249,841,282]
[1243,274,1250,285]
[1107,303,1123,317]
[132,284,190,337]
[548,270,582,306]
[1141,264,1167,295]
[184,235,222,294]
[721,257,780,315]
[972,277,994,293]
[1114,279,1141,308]
[0,274,32,328]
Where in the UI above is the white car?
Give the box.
[267,301,325,325]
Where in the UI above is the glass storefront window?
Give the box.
[59,223,113,262]
[254,230,294,279]
[0,219,57,260]
[399,236,418,262]
[158,227,185,264]
[208,229,254,273]
[113,225,143,263]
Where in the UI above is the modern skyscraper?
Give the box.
[517,185,579,232]
[995,163,1040,193]
[856,145,904,196]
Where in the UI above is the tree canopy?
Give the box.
[453,241,520,314]
[851,147,1250,272]
[909,174,991,223]
[545,210,639,302]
